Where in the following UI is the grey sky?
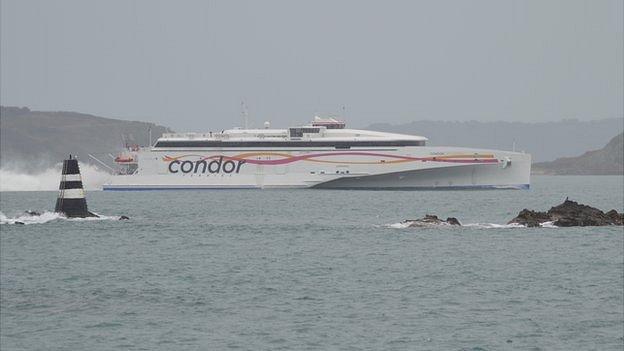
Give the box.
[1,0,622,131]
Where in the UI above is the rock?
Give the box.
[508,199,623,227]
[509,209,554,227]
[548,199,610,226]
[402,214,462,227]
[14,221,25,225]
[605,209,624,226]
[446,217,462,226]
[119,215,130,220]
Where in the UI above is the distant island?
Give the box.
[0,106,171,171]
[365,118,624,162]
[533,133,623,175]
[1,105,623,175]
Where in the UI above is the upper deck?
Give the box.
[153,117,427,149]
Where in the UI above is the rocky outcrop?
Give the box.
[508,199,624,227]
[402,214,461,227]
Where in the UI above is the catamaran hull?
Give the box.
[314,163,529,190]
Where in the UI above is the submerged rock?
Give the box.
[118,215,130,220]
[24,210,41,216]
[402,214,462,227]
[508,199,624,227]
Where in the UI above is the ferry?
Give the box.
[103,117,531,190]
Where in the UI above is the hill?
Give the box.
[0,106,172,171]
[365,119,624,162]
[533,133,623,175]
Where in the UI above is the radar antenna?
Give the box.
[241,101,249,129]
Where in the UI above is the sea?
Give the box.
[1,175,623,350]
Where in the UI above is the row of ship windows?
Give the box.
[171,170,352,175]
[154,140,426,148]
[310,170,350,175]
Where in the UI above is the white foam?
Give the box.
[0,211,64,225]
[0,164,111,191]
[463,221,559,228]
[385,220,457,229]
[463,222,527,229]
[0,211,122,225]
[387,222,413,229]
[539,221,559,228]
[69,213,121,221]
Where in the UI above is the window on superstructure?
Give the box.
[289,128,303,138]
[289,127,319,138]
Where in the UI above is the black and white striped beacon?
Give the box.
[55,155,98,218]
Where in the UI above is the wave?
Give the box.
[462,222,532,229]
[0,164,111,191]
[0,211,122,225]
[386,221,460,229]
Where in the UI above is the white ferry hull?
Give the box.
[314,163,530,190]
[103,147,531,190]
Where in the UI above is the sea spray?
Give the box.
[0,211,64,225]
[0,163,111,191]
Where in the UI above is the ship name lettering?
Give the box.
[168,157,245,174]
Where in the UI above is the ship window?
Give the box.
[289,127,319,138]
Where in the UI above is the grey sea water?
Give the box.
[1,175,623,350]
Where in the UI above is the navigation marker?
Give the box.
[55,155,98,218]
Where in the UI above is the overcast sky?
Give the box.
[1,0,622,131]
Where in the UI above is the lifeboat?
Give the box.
[114,155,135,163]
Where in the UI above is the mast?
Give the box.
[241,101,249,129]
